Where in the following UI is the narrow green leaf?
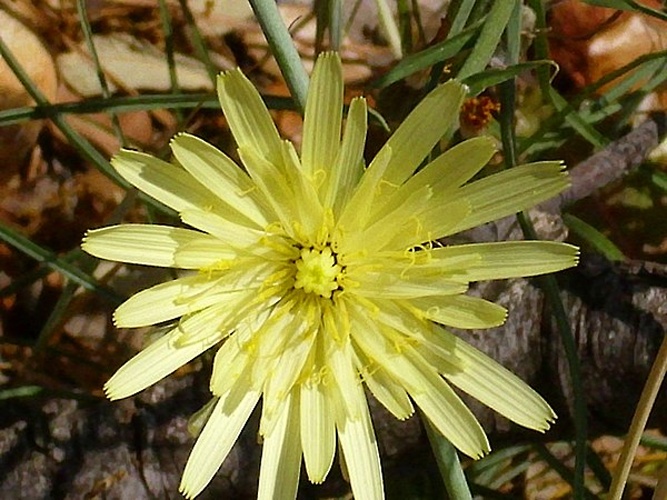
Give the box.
[0,386,44,400]
[456,0,517,80]
[563,214,625,262]
[423,414,473,500]
[583,0,667,22]
[0,223,122,304]
[463,61,556,96]
[372,21,481,88]
[248,0,310,113]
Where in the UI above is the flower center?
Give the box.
[294,246,342,298]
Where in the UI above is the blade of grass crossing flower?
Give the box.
[180,390,261,499]
[301,52,343,182]
[248,0,309,113]
[0,35,140,200]
[176,0,216,85]
[257,391,302,500]
[423,414,473,500]
[456,0,517,80]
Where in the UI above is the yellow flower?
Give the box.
[83,52,578,499]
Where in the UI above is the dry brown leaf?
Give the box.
[549,0,667,111]
[0,9,57,182]
[56,33,216,96]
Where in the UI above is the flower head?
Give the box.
[83,52,578,499]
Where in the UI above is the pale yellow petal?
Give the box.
[173,237,239,269]
[180,389,261,499]
[411,295,508,329]
[174,300,241,347]
[411,136,497,192]
[328,340,365,420]
[257,391,302,500]
[404,349,490,459]
[300,376,336,483]
[180,209,265,248]
[210,307,270,396]
[429,241,579,281]
[445,162,569,235]
[353,184,432,252]
[112,149,219,213]
[279,140,325,239]
[325,97,367,213]
[334,384,384,500]
[354,347,414,420]
[114,274,219,328]
[336,146,392,244]
[353,312,488,458]
[262,318,317,419]
[217,69,284,167]
[379,136,495,218]
[351,270,467,299]
[301,52,343,181]
[376,80,467,186]
[419,326,556,431]
[170,133,272,227]
[391,198,471,250]
[83,224,210,268]
[238,146,296,233]
[104,326,219,400]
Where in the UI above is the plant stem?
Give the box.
[248,0,309,114]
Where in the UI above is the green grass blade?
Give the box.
[0,223,122,304]
[76,0,125,146]
[248,0,310,113]
[456,0,517,80]
[372,20,482,88]
[445,0,478,37]
[463,61,555,96]
[563,214,625,262]
[424,415,473,500]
